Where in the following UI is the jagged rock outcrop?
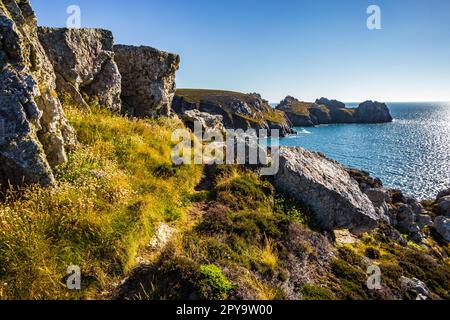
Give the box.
[114,45,179,118]
[347,168,434,243]
[0,0,76,188]
[274,147,380,234]
[355,100,393,123]
[38,27,122,112]
[277,96,393,127]
[173,89,294,137]
[435,190,450,217]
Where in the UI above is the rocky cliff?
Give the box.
[277,96,393,127]
[172,89,294,136]
[114,45,179,118]
[0,0,76,188]
[38,27,122,112]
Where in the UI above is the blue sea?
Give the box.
[278,102,450,200]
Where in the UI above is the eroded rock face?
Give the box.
[114,45,180,118]
[274,147,379,234]
[0,0,76,188]
[355,101,393,124]
[173,89,294,137]
[38,27,122,112]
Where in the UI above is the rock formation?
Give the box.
[277,96,393,127]
[355,100,393,123]
[434,216,450,242]
[347,168,436,243]
[38,27,122,112]
[172,89,294,137]
[114,45,179,118]
[274,147,380,234]
[0,0,76,188]
[180,109,225,133]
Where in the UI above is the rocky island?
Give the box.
[0,0,448,301]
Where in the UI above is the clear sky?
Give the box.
[31,0,450,103]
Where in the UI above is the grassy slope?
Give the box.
[176,89,289,127]
[0,106,449,300]
[0,106,202,299]
[117,166,450,300]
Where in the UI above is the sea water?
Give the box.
[278,102,450,200]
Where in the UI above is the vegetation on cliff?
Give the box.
[0,106,202,299]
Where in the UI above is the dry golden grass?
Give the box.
[0,106,202,300]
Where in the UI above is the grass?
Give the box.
[0,106,202,299]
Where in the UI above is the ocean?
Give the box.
[278,102,450,200]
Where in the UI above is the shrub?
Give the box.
[199,265,234,300]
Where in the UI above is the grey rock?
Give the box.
[38,27,122,112]
[1,0,76,188]
[114,45,179,118]
[434,216,450,242]
[436,196,450,217]
[365,188,390,222]
[355,100,393,124]
[436,188,450,200]
[401,276,430,298]
[180,109,225,133]
[274,147,379,234]
[0,67,54,187]
[396,204,416,232]
[415,214,433,229]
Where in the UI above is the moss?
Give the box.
[301,284,335,300]
[331,259,369,300]
[199,264,234,300]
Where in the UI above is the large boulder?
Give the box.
[355,101,393,124]
[180,109,225,133]
[0,0,76,188]
[274,147,379,233]
[114,45,179,118]
[436,196,450,217]
[173,89,294,136]
[38,27,122,112]
[434,216,450,242]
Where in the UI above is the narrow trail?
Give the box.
[106,166,216,300]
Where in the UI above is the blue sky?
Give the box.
[31,0,450,103]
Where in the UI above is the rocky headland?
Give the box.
[0,0,448,301]
[172,89,294,136]
[277,96,393,127]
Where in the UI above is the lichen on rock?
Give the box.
[38,27,122,112]
[114,45,180,118]
[0,0,76,188]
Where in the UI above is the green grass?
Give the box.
[0,106,202,299]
